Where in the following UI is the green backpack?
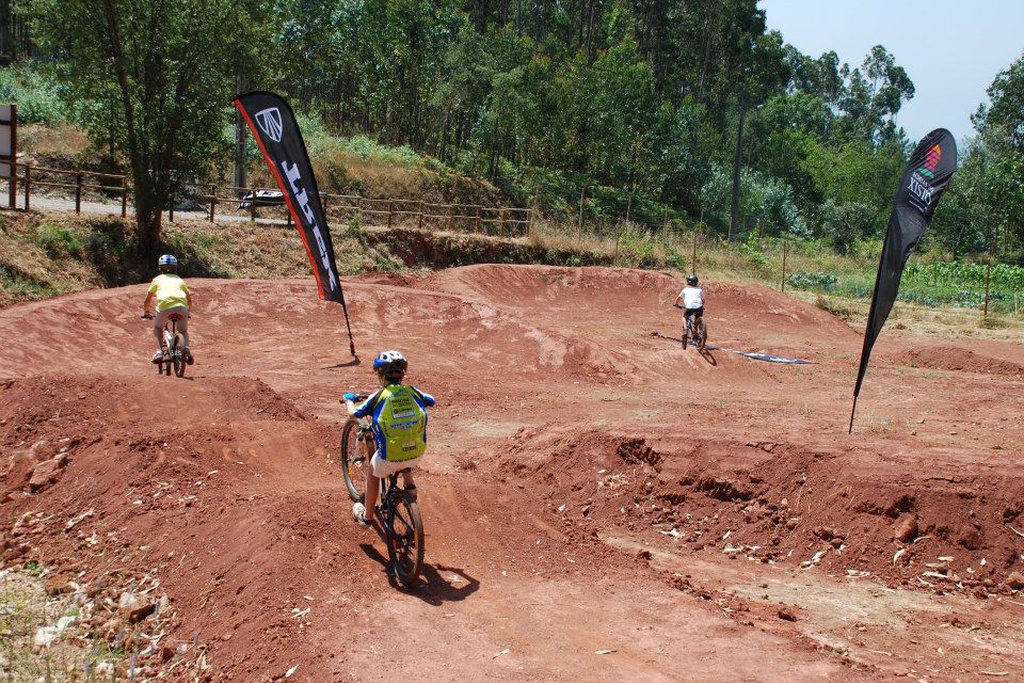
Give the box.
[376,384,427,462]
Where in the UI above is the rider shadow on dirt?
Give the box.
[651,331,717,366]
[698,346,717,365]
[357,543,480,603]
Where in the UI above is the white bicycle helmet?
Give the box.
[372,350,408,377]
[158,254,178,267]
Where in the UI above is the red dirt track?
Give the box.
[2,264,1024,682]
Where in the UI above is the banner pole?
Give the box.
[338,292,356,357]
[848,393,859,434]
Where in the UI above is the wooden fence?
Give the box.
[2,163,532,237]
[7,161,129,216]
[196,184,532,238]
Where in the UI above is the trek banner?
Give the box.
[233,91,356,355]
[849,128,957,432]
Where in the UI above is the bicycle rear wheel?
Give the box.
[171,333,186,377]
[386,493,424,587]
[695,318,707,350]
[339,418,367,502]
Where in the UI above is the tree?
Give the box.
[21,0,272,260]
[978,50,1024,151]
[833,46,914,146]
[727,29,788,241]
[970,51,1024,256]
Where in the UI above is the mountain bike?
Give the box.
[674,304,707,350]
[339,393,425,586]
[142,312,191,377]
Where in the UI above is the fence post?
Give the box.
[691,229,698,275]
[418,200,424,230]
[388,201,394,229]
[781,241,788,292]
[208,184,216,222]
[501,207,507,237]
[9,162,17,209]
[249,186,257,222]
[72,171,82,213]
[447,204,453,232]
[121,176,127,217]
[24,164,30,211]
[476,205,482,232]
[578,189,585,235]
[983,260,992,319]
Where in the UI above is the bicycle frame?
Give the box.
[681,311,706,350]
[160,313,186,377]
[142,310,189,377]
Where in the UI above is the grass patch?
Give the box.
[0,566,119,682]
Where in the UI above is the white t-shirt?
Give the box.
[678,285,704,310]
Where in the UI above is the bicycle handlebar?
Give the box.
[340,392,371,404]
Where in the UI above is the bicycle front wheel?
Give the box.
[386,495,424,587]
[695,318,707,350]
[339,418,367,502]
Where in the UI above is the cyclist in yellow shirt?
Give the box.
[142,254,193,364]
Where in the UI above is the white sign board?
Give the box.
[0,104,11,162]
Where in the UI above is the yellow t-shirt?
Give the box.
[148,274,189,311]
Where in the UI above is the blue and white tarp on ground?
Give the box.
[732,350,814,364]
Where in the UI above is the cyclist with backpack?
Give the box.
[673,274,705,333]
[142,254,194,364]
[343,350,436,527]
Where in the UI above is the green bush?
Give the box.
[0,62,69,125]
[786,271,838,291]
[35,224,83,257]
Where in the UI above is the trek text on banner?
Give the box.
[232,91,356,356]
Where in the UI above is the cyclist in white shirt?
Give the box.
[673,274,705,329]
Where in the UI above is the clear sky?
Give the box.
[758,0,1024,145]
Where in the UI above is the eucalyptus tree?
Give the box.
[969,50,1024,255]
[21,0,273,259]
[727,28,788,241]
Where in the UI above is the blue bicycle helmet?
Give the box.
[686,274,698,286]
[373,350,408,377]
[158,254,178,268]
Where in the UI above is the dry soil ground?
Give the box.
[2,264,1023,682]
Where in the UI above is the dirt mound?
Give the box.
[417,263,677,309]
[898,344,1024,376]
[1,263,1023,681]
[0,373,359,680]
[493,422,1024,593]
